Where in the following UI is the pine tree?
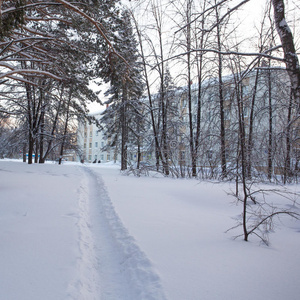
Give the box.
[1,1,106,163]
[99,9,144,170]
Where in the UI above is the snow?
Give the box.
[0,160,300,300]
[279,18,292,33]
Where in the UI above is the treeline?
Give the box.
[0,0,123,163]
[1,0,299,244]
[97,0,299,184]
[0,0,299,182]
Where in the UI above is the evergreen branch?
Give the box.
[54,0,129,67]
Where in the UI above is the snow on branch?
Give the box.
[0,0,129,85]
[54,0,129,67]
[189,47,284,61]
[152,45,284,70]
[24,16,73,25]
[0,69,63,81]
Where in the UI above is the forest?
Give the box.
[0,0,299,185]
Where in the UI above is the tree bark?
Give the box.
[185,0,196,177]
[283,90,293,183]
[121,84,128,171]
[59,87,72,165]
[215,4,227,178]
[22,142,26,162]
[267,65,273,180]
[271,0,300,110]
[246,68,259,178]
[25,81,33,164]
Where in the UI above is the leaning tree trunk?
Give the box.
[271,0,300,109]
[272,0,300,182]
[133,15,165,172]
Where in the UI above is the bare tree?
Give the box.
[131,12,166,173]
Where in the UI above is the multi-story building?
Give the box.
[160,68,297,177]
[77,113,119,163]
[77,69,298,178]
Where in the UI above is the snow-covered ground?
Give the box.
[0,159,299,300]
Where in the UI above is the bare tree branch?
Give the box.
[151,45,284,70]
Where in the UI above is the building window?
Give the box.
[107,154,110,161]
[101,154,104,160]
[94,155,97,160]
[90,131,92,137]
[89,143,92,148]
[101,141,104,148]
[88,155,92,161]
[84,143,86,149]
[95,142,98,148]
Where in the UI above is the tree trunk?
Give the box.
[159,28,170,176]
[59,88,72,165]
[267,65,273,180]
[34,140,39,163]
[25,80,33,165]
[161,95,169,176]
[271,0,300,110]
[22,143,26,163]
[41,86,64,162]
[215,5,227,178]
[28,134,34,164]
[194,0,207,178]
[283,90,293,183]
[121,85,128,171]
[39,108,45,163]
[137,142,141,169]
[186,0,196,177]
[133,15,165,172]
[39,87,46,163]
[236,75,249,241]
[247,68,259,178]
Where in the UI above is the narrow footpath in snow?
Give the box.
[69,166,166,300]
[2,160,299,300]
[0,161,166,300]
